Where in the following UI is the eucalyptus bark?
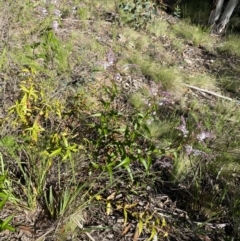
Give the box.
[208,0,225,25]
[208,0,239,34]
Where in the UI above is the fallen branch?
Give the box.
[35,227,55,241]
[183,83,240,105]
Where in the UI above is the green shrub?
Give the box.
[0,173,15,233]
[118,0,158,29]
[88,86,157,183]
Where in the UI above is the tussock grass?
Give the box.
[120,27,150,51]
[171,38,185,52]
[218,34,240,57]
[172,155,193,182]
[215,75,240,101]
[147,19,169,37]
[130,92,147,110]
[185,73,217,90]
[93,0,116,12]
[171,20,214,48]
[147,120,174,139]
[77,5,91,20]
[127,53,185,95]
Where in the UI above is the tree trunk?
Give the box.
[208,0,225,25]
[208,0,239,34]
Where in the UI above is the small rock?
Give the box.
[184,58,193,65]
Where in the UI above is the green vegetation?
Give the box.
[171,20,214,47]
[0,0,240,240]
[218,34,240,57]
[0,162,15,233]
[180,0,211,24]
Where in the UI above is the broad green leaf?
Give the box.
[91,113,102,117]
[0,174,6,182]
[147,227,157,241]
[115,126,126,132]
[162,217,166,227]
[125,165,133,182]
[62,136,69,147]
[1,214,15,232]
[139,157,148,170]
[0,194,8,209]
[123,208,128,226]
[91,162,99,169]
[138,219,143,236]
[49,148,62,158]
[106,165,113,184]
[106,201,112,215]
[0,193,8,201]
[95,195,102,201]
[19,85,30,93]
[115,157,130,168]
[164,232,168,237]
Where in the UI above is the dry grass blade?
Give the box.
[72,215,95,241]
[35,227,55,241]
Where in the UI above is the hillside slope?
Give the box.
[0,1,240,240]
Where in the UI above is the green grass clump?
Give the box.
[0,155,16,233]
[127,53,184,94]
[171,20,214,47]
[118,0,158,29]
[148,19,169,37]
[185,73,217,90]
[218,34,240,57]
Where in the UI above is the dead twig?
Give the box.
[183,83,240,105]
[72,215,96,241]
[35,227,55,241]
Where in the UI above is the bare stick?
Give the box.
[183,83,240,105]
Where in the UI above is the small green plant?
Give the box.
[41,30,71,72]
[7,68,79,210]
[218,34,240,57]
[132,210,168,240]
[22,30,72,73]
[173,4,181,18]
[171,20,213,47]
[0,172,15,233]
[88,86,157,183]
[119,0,158,29]
[95,192,168,240]
[44,181,92,219]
